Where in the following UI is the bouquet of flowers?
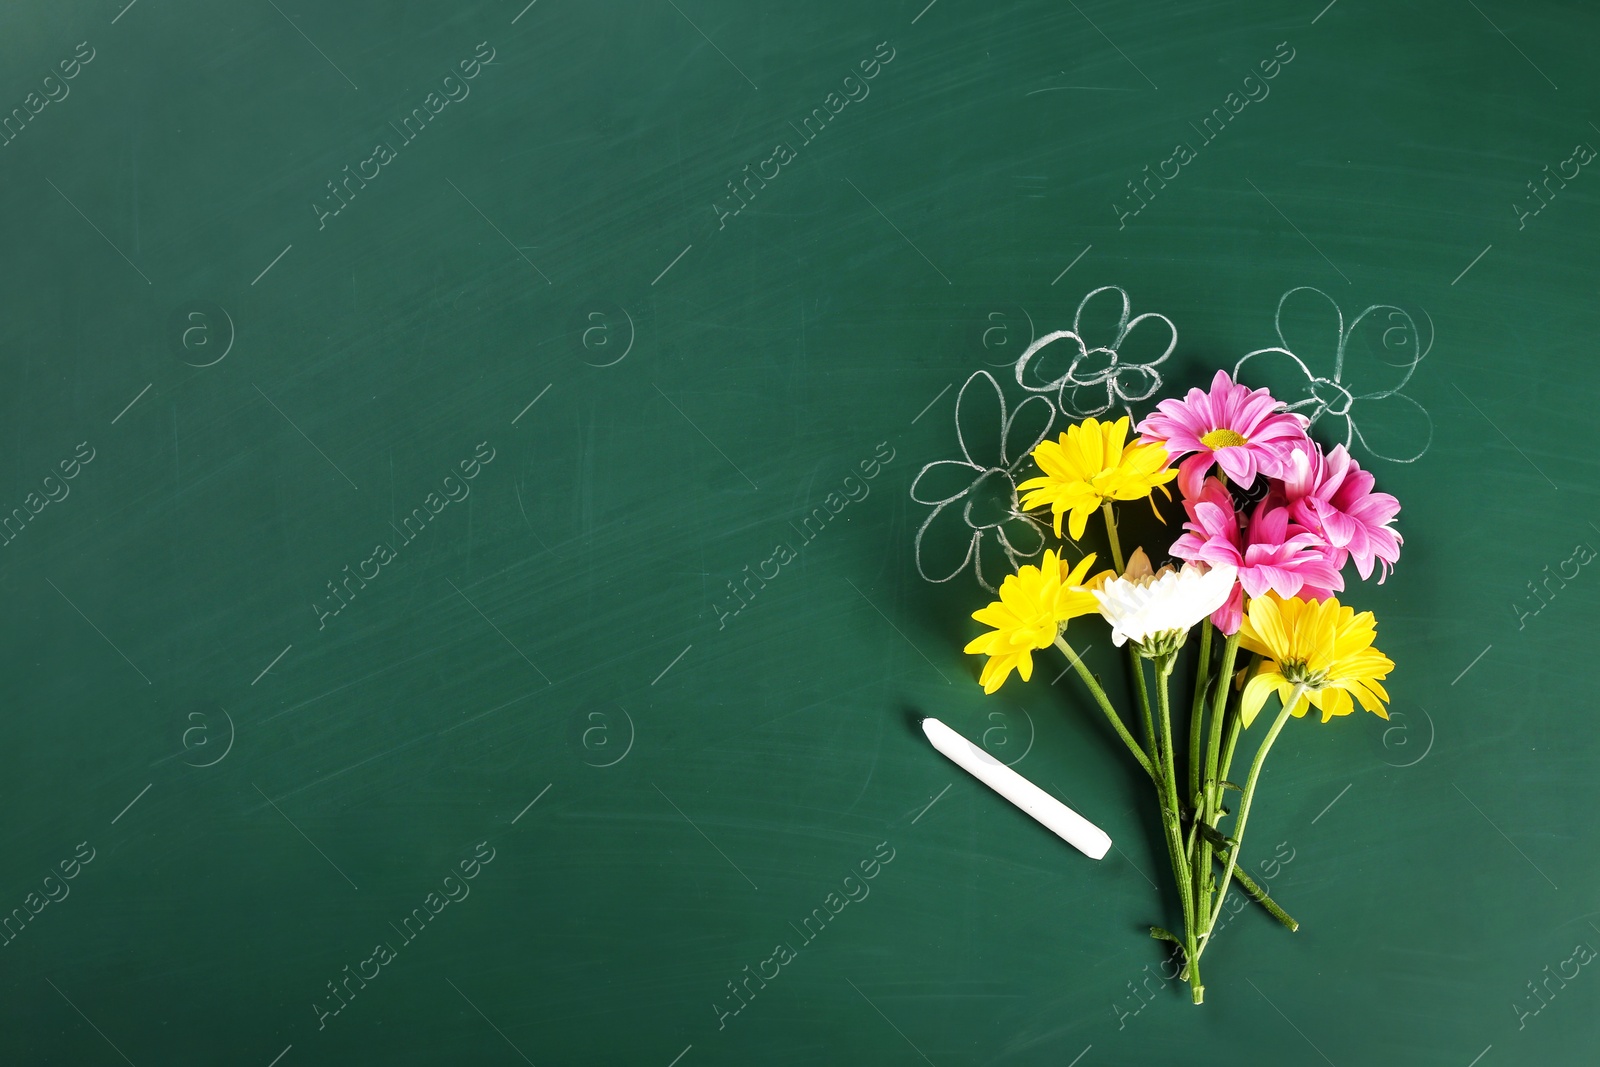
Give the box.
[948,364,1400,1004]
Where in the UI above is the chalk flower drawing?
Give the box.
[1013,286,1177,419]
[911,370,1054,591]
[1233,286,1433,464]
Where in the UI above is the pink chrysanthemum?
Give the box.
[1276,443,1402,582]
[1170,478,1343,633]
[1137,370,1310,500]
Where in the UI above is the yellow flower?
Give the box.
[1236,594,1394,726]
[964,550,1108,694]
[1017,417,1177,539]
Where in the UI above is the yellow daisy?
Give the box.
[1017,417,1177,539]
[1236,594,1394,726]
[964,549,1108,694]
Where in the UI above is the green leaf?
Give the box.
[1149,926,1180,944]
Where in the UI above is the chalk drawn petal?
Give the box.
[1001,394,1055,469]
[1344,303,1430,400]
[955,370,1007,469]
[975,528,1019,591]
[1074,285,1134,351]
[1272,286,1344,382]
[1014,330,1086,395]
[911,460,982,506]
[1347,391,1433,465]
[915,499,981,585]
[1113,362,1163,404]
[996,514,1047,560]
[1318,408,1356,450]
[1063,377,1116,418]
[1234,346,1319,413]
[1116,310,1178,373]
[1067,347,1116,387]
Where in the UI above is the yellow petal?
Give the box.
[1318,687,1353,721]
[1067,503,1092,540]
[1240,666,1279,728]
[978,655,1009,693]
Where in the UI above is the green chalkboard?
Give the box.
[3,0,1598,1063]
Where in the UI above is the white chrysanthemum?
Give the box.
[1092,548,1238,652]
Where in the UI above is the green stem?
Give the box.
[1053,637,1154,781]
[1203,630,1240,810]
[1215,654,1261,796]
[1203,630,1235,806]
[1099,504,1153,762]
[1230,864,1299,932]
[1155,655,1203,1003]
[1195,628,1241,925]
[1128,647,1157,763]
[1201,687,1303,944]
[1100,502,1125,573]
[1187,813,1300,931]
[1187,621,1214,816]
[1184,621,1214,968]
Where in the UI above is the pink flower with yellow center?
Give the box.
[1137,370,1309,500]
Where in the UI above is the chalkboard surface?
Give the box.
[3,1,1597,1064]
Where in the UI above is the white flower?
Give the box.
[1092,548,1238,651]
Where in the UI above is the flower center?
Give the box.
[1200,427,1248,450]
[961,469,1018,530]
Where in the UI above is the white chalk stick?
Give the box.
[920,716,1111,860]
